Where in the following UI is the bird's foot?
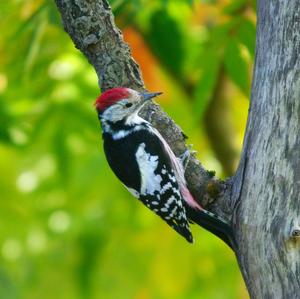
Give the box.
[180,145,197,169]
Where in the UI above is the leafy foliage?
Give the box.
[147,9,185,78]
[134,0,255,116]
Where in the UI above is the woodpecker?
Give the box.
[95,87,235,248]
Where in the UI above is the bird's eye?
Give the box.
[125,103,133,108]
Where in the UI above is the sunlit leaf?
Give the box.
[201,0,217,3]
[0,105,13,144]
[52,116,70,183]
[210,20,237,45]
[224,38,250,95]
[223,0,247,15]
[194,49,221,120]
[186,0,195,7]
[76,225,106,298]
[251,0,257,10]
[192,21,235,120]
[10,2,48,41]
[237,18,256,57]
[0,268,18,299]
[24,16,47,77]
[146,9,185,78]
[47,1,63,26]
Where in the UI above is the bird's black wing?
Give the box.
[103,128,193,243]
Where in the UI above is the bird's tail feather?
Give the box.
[166,219,194,243]
[185,205,236,250]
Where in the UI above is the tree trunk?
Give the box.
[232,1,300,298]
[54,0,300,298]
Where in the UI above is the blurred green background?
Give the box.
[0,0,255,298]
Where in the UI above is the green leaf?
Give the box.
[0,105,13,144]
[223,0,247,15]
[160,0,194,7]
[186,0,194,7]
[210,20,238,44]
[47,1,63,26]
[75,225,106,298]
[251,0,257,10]
[52,117,70,183]
[200,0,217,4]
[224,38,250,95]
[193,49,221,120]
[132,0,142,8]
[146,9,184,78]
[0,268,19,299]
[237,18,256,57]
[10,2,48,41]
[23,16,47,78]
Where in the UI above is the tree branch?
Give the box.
[54,0,233,222]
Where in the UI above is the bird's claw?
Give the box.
[180,145,197,169]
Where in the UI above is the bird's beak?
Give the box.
[141,91,163,102]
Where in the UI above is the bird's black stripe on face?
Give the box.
[104,119,133,131]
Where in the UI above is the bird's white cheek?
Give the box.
[125,112,144,126]
[102,107,124,122]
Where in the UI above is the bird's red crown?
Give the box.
[95,87,130,112]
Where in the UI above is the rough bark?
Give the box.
[55,0,300,298]
[232,1,300,298]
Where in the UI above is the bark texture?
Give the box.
[232,1,300,298]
